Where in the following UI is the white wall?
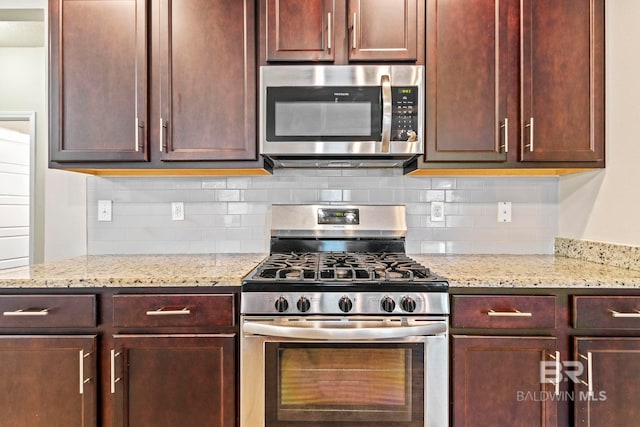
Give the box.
[0,0,87,263]
[559,1,640,246]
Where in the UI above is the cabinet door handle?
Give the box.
[610,309,640,318]
[145,307,191,316]
[525,117,534,151]
[79,350,91,395]
[327,12,332,50]
[159,118,167,152]
[546,350,561,396]
[487,309,532,317]
[110,350,121,394]
[579,351,593,395]
[352,12,357,49]
[135,118,140,152]
[3,308,49,316]
[501,118,509,153]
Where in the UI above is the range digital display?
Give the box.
[317,208,360,225]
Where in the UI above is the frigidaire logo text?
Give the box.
[333,92,350,96]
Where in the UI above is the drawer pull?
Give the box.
[487,309,532,317]
[610,309,640,318]
[145,307,191,316]
[3,308,49,316]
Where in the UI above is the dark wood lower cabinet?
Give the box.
[0,335,97,427]
[111,334,236,427]
[452,335,558,427]
[574,338,640,427]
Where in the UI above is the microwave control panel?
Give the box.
[391,86,419,141]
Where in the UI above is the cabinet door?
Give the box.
[266,0,336,62]
[425,0,509,162]
[574,338,640,427]
[159,0,256,161]
[0,335,97,427]
[348,0,419,62]
[452,335,557,427]
[520,0,604,162]
[112,334,235,427]
[49,0,148,162]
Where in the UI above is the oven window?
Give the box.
[265,343,424,426]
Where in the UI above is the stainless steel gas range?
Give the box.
[240,205,449,427]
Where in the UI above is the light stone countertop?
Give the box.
[0,253,639,290]
[410,254,640,288]
[0,254,267,288]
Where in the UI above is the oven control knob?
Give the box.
[296,296,311,313]
[400,296,417,313]
[274,296,289,313]
[338,296,353,313]
[380,296,396,313]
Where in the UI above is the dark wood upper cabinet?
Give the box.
[266,0,336,62]
[425,0,509,162]
[49,0,148,162]
[347,0,418,62]
[50,0,259,167]
[158,0,257,161]
[424,0,604,166]
[263,0,424,64]
[520,0,604,162]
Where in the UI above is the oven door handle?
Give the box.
[242,321,447,340]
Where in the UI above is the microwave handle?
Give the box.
[243,320,447,340]
[381,74,392,153]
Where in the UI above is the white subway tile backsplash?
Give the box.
[87,174,558,255]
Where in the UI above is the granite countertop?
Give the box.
[410,254,640,288]
[0,253,639,289]
[0,254,267,288]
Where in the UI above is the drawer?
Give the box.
[452,295,556,329]
[0,295,96,328]
[113,294,235,328]
[573,296,640,329]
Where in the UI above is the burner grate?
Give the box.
[251,251,437,282]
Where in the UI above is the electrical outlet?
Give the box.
[498,201,512,222]
[431,201,445,222]
[98,200,112,222]
[171,202,185,221]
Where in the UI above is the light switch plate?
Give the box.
[98,200,112,222]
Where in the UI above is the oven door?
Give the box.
[240,316,448,427]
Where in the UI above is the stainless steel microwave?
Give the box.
[259,65,424,168]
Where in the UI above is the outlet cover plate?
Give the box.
[431,201,445,222]
[498,201,512,222]
[171,202,185,221]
